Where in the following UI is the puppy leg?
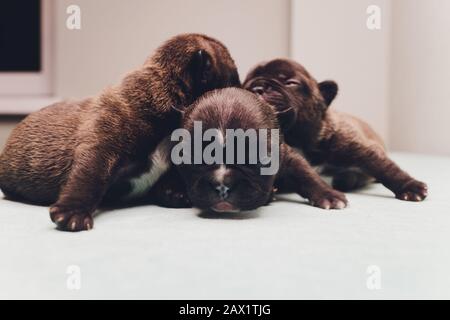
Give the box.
[322,166,374,192]
[279,145,348,209]
[149,168,192,208]
[49,144,119,232]
[332,168,373,192]
[338,144,428,201]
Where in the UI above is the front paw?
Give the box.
[49,205,94,232]
[156,188,192,208]
[395,180,428,202]
[309,189,348,210]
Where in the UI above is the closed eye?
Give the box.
[285,79,301,87]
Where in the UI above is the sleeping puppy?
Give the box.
[243,58,428,201]
[171,87,348,212]
[0,33,240,231]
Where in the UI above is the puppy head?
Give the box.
[243,58,338,130]
[152,33,241,105]
[175,88,278,213]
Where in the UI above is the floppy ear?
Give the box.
[318,80,338,106]
[190,49,213,86]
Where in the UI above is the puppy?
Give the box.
[171,87,348,212]
[243,59,428,201]
[0,33,240,231]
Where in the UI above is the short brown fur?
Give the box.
[0,33,240,231]
[244,58,428,201]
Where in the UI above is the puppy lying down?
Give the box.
[141,87,348,212]
[0,34,240,231]
[244,59,428,202]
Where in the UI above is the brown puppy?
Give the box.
[244,58,428,201]
[0,33,240,231]
[171,87,347,212]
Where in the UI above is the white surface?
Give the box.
[0,153,449,299]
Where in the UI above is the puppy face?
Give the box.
[243,59,338,129]
[175,88,278,212]
[178,163,274,212]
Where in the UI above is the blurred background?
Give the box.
[0,0,449,155]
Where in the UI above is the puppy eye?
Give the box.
[285,79,301,87]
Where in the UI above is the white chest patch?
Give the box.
[124,138,171,200]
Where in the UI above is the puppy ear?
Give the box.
[190,49,212,86]
[318,80,338,106]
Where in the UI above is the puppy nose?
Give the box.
[251,86,265,95]
[215,184,230,199]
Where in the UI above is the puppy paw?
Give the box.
[157,188,192,208]
[309,190,348,210]
[395,180,428,202]
[49,205,94,232]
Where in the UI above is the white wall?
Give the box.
[2,0,449,157]
[291,0,391,143]
[1,0,290,150]
[54,0,290,98]
[390,0,450,156]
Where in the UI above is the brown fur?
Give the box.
[244,58,428,201]
[163,88,347,212]
[0,33,240,231]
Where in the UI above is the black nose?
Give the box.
[215,184,230,199]
[251,86,265,95]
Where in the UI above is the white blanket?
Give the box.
[0,152,449,299]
